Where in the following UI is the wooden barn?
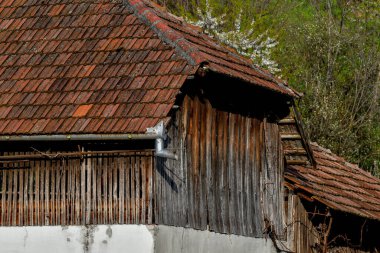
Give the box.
[0,0,379,252]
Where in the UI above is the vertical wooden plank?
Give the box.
[35,164,40,225]
[100,156,108,224]
[8,170,17,226]
[211,106,219,232]
[56,160,60,225]
[180,96,189,227]
[141,155,146,224]
[50,160,55,225]
[192,96,201,229]
[45,161,50,225]
[130,156,135,223]
[135,155,140,223]
[78,158,83,224]
[11,163,17,226]
[23,168,29,225]
[29,165,34,226]
[235,114,242,235]
[96,156,102,224]
[119,156,125,224]
[60,160,66,225]
[70,159,75,225]
[108,157,113,224]
[205,101,215,231]
[221,111,229,233]
[147,155,153,224]
[198,99,207,230]
[92,157,97,224]
[102,155,108,224]
[18,169,24,226]
[245,118,253,236]
[228,112,237,235]
[112,157,118,224]
[86,156,91,224]
[126,156,131,224]
[39,162,44,226]
[215,111,223,233]
[1,170,7,225]
[73,159,82,224]
[240,116,247,235]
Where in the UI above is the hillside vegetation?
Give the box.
[154,0,380,173]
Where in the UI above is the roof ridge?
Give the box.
[125,0,204,66]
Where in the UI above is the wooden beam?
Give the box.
[278,118,296,124]
[284,149,308,155]
[281,134,302,140]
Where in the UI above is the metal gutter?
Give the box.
[0,121,178,160]
[0,133,158,141]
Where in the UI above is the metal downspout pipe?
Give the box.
[146,121,178,160]
[0,121,178,160]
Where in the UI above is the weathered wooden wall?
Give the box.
[285,193,380,253]
[286,194,320,253]
[0,151,154,226]
[155,94,286,238]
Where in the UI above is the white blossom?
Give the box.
[189,0,280,73]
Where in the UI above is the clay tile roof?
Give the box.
[0,0,296,135]
[285,142,380,221]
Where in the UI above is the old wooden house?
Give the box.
[0,0,379,252]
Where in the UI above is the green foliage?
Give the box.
[154,0,380,172]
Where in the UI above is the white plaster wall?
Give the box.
[0,224,278,253]
[0,225,154,253]
[154,225,277,253]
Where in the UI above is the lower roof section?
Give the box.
[285,142,380,221]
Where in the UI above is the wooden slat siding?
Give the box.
[286,194,320,253]
[0,152,154,226]
[264,121,286,237]
[155,95,286,238]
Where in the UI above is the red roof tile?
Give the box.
[0,0,297,135]
[285,143,380,221]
